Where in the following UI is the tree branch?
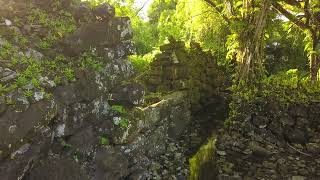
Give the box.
[191,10,214,18]
[304,0,311,25]
[203,0,231,24]
[135,0,151,16]
[272,2,310,30]
[283,0,302,9]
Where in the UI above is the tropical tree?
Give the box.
[203,0,270,83]
[271,0,320,82]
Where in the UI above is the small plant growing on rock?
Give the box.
[53,76,62,85]
[73,152,79,163]
[113,117,130,129]
[38,40,50,50]
[24,89,33,98]
[111,105,130,129]
[144,92,163,105]
[0,84,5,96]
[64,68,75,82]
[31,78,41,88]
[27,7,76,49]
[16,75,29,87]
[44,92,53,100]
[80,49,103,72]
[119,118,130,128]
[99,136,109,146]
[59,138,71,148]
[5,97,14,105]
[111,105,127,114]
[0,84,17,96]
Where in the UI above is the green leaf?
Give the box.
[100,137,109,146]
[111,105,127,114]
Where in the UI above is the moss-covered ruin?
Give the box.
[143,37,227,107]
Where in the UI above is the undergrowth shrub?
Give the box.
[226,69,320,126]
[128,51,158,73]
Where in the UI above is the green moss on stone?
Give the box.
[189,138,217,180]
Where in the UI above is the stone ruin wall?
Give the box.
[144,38,227,109]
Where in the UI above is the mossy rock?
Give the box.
[159,43,175,52]
[145,39,226,106]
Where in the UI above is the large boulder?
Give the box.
[110,83,145,106]
[0,100,57,158]
[110,91,190,145]
[0,143,43,180]
[62,17,133,56]
[95,148,129,179]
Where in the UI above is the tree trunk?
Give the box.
[237,0,269,82]
[310,35,319,82]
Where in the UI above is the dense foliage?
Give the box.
[48,0,320,113]
[89,0,317,82]
[83,0,320,98]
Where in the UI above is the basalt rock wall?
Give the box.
[144,38,227,109]
[0,1,193,180]
[214,98,320,179]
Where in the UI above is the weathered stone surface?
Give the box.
[306,143,320,154]
[0,97,7,116]
[127,169,149,180]
[0,67,17,83]
[0,2,200,180]
[0,1,132,180]
[53,71,101,105]
[74,69,100,101]
[0,143,42,180]
[248,142,270,158]
[123,125,168,157]
[0,1,28,18]
[53,85,78,105]
[145,38,226,107]
[95,148,129,180]
[27,157,87,180]
[67,127,97,155]
[291,176,306,180]
[284,128,308,144]
[110,83,145,106]
[24,48,44,60]
[0,100,57,157]
[215,99,320,179]
[92,2,115,21]
[106,91,194,180]
[72,2,94,24]
[62,22,118,56]
[167,102,191,139]
[110,91,190,145]
[218,174,242,180]
[62,17,132,56]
